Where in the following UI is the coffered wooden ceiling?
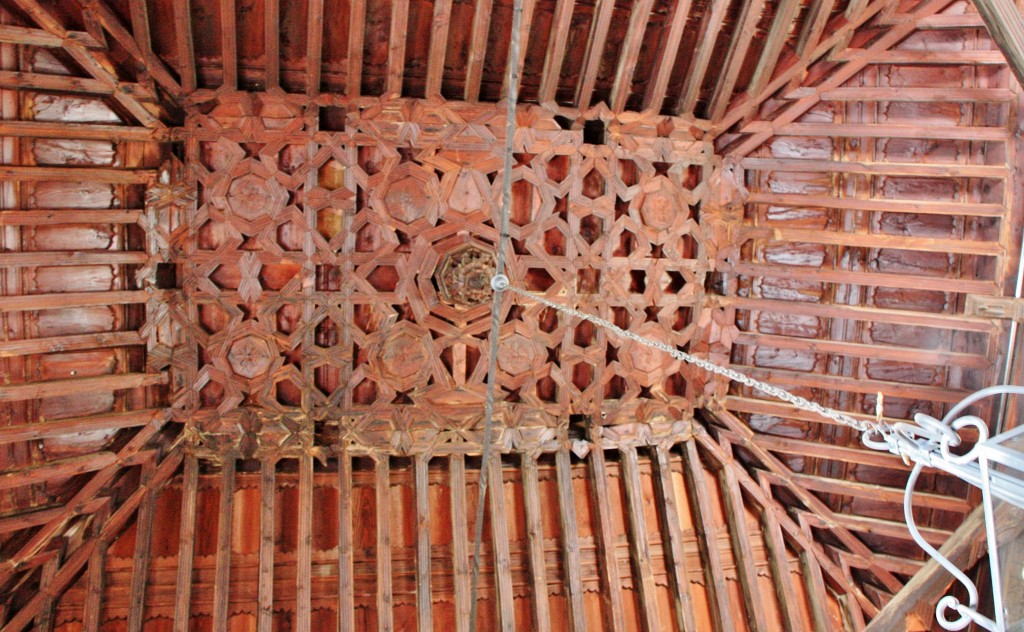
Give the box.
[0,0,1023,629]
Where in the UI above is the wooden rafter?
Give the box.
[264,0,278,89]
[619,446,662,632]
[347,0,366,97]
[676,0,728,114]
[585,446,625,632]
[211,458,236,631]
[414,455,433,632]
[464,0,492,101]
[126,461,158,632]
[258,459,275,632]
[609,0,655,113]
[651,446,698,632]
[642,0,694,113]
[219,0,236,89]
[707,0,766,121]
[537,0,574,104]
[375,456,393,631]
[488,456,515,631]
[424,0,452,98]
[973,0,1024,86]
[521,454,553,632]
[305,0,324,96]
[337,450,355,632]
[576,0,614,111]
[555,449,586,632]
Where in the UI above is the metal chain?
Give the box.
[493,276,891,437]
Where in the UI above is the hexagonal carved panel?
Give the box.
[435,244,496,307]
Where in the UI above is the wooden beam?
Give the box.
[414,455,433,632]
[775,470,969,513]
[576,0,615,111]
[0,331,142,358]
[741,156,1007,179]
[717,450,770,632]
[708,0,766,121]
[0,251,151,266]
[424,0,452,98]
[305,0,324,96]
[265,0,279,89]
[650,446,698,632]
[0,290,152,313]
[0,165,157,183]
[0,209,144,225]
[347,0,366,97]
[385,0,408,97]
[0,24,63,47]
[0,372,167,403]
[619,446,662,632]
[0,71,112,95]
[676,0,729,114]
[0,452,118,490]
[642,0,694,113]
[296,454,314,631]
[609,0,655,113]
[815,86,1015,102]
[798,517,832,631]
[127,463,158,632]
[211,458,236,632]
[488,456,515,632]
[758,486,803,632]
[464,0,493,101]
[34,550,60,632]
[0,408,158,444]
[500,0,537,100]
[723,262,995,295]
[0,499,105,535]
[585,446,624,632]
[172,0,196,92]
[745,191,1006,218]
[219,0,237,89]
[338,450,354,632]
[0,120,165,141]
[744,0,801,101]
[174,456,199,626]
[521,454,552,632]
[555,449,586,632]
[376,456,393,632]
[82,530,107,631]
[449,454,471,632]
[258,459,275,632]
[537,0,574,104]
[680,440,735,630]
[766,122,1009,141]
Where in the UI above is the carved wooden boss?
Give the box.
[171,93,714,457]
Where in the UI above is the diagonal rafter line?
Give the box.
[714,0,955,148]
[11,0,164,128]
[700,404,907,593]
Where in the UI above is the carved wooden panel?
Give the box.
[172,94,713,455]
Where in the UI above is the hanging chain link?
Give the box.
[493,275,894,439]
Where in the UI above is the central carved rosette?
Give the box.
[435,243,497,307]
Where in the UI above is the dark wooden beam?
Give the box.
[555,449,586,632]
[521,454,552,632]
[258,459,275,632]
[619,446,662,632]
[211,458,236,632]
[415,455,433,632]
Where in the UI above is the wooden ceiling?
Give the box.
[0,0,1023,629]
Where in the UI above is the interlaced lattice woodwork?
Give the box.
[171,93,713,456]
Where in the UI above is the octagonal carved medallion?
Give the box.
[228,335,276,379]
[225,173,288,221]
[435,243,496,307]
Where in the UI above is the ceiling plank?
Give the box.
[555,449,587,632]
[265,0,279,89]
[258,459,275,632]
[676,0,729,114]
[464,0,493,101]
[126,462,158,632]
[537,0,575,104]
[585,446,625,632]
[576,0,615,111]
[306,0,324,96]
[680,439,736,631]
[296,454,314,632]
[642,0,694,113]
[651,446,698,632]
[619,446,662,632]
[338,451,355,632]
[744,0,801,101]
[708,0,766,121]
[386,0,409,96]
[609,0,655,113]
[521,454,552,632]
[488,456,515,632]
[347,0,366,97]
[172,455,198,632]
[424,0,452,98]
[449,454,471,632]
[0,372,167,403]
[211,458,236,632]
[172,0,196,91]
[415,455,433,632]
